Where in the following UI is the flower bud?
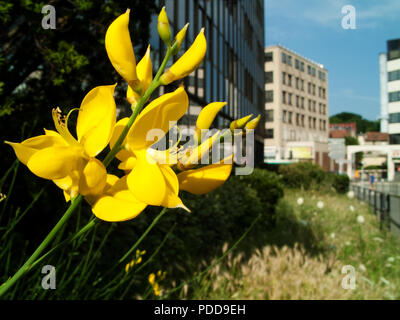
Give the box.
[194,102,226,144]
[158,7,171,45]
[245,115,261,130]
[160,28,207,85]
[171,23,189,55]
[230,114,253,131]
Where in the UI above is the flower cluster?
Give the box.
[5,8,260,223]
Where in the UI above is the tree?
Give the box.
[330,112,380,133]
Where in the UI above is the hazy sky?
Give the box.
[264,0,400,121]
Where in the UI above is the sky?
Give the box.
[264,0,400,121]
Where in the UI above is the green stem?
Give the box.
[119,207,168,264]
[0,194,83,298]
[165,213,263,297]
[102,46,172,167]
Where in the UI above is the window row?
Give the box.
[388,70,400,82]
[281,52,326,81]
[389,112,400,123]
[282,111,327,130]
[389,91,400,102]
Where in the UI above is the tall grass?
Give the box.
[179,189,400,300]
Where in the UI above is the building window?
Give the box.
[307,65,311,75]
[313,118,316,129]
[295,77,299,89]
[244,15,253,49]
[295,59,300,69]
[312,67,316,77]
[313,101,316,112]
[282,72,286,85]
[265,129,274,139]
[288,93,292,105]
[287,55,292,66]
[288,74,292,86]
[296,95,299,107]
[318,87,322,98]
[308,82,311,94]
[301,97,304,109]
[282,91,287,103]
[282,110,287,123]
[312,84,316,95]
[300,79,304,91]
[301,115,305,127]
[282,52,287,63]
[265,71,273,83]
[265,109,274,122]
[265,51,273,62]
[288,111,292,124]
[296,113,299,126]
[309,116,312,128]
[265,90,274,103]
[245,69,254,102]
[389,91,400,102]
[389,112,400,123]
[322,88,326,99]
[300,61,304,72]
[389,70,400,82]
[308,99,312,111]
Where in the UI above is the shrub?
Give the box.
[278,162,325,190]
[332,174,350,194]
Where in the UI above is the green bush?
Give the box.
[278,162,325,190]
[332,174,350,194]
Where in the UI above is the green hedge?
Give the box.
[278,162,349,193]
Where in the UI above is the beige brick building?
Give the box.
[264,45,334,171]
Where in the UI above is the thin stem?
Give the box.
[0,194,83,298]
[102,46,172,167]
[164,213,263,297]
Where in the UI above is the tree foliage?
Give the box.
[330,112,380,134]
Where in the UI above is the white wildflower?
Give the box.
[349,205,355,212]
[357,215,365,224]
[359,264,366,272]
[317,201,324,209]
[347,190,355,199]
[297,197,304,205]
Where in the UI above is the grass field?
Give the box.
[176,189,400,300]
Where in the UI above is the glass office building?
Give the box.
[148,0,265,164]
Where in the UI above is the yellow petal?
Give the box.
[147,148,178,166]
[54,170,80,201]
[230,114,253,131]
[160,165,189,211]
[76,84,117,157]
[92,176,147,222]
[177,156,233,194]
[105,10,139,88]
[195,102,227,130]
[109,117,132,161]
[127,45,153,104]
[245,115,261,130]
[171,23,189,55]
[157,6,171,45]
[160,29,207,85]
[126,150,166,206]
[27,146,83,180]
[5,134,67,166]
[79,158,107,196]
[127,86,188,151]
[118,156,137,171]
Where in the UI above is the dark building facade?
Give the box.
[149,0,265,165]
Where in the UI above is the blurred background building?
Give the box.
[380,38,400,143]
[149,0,265,165]
[264,45,334,171]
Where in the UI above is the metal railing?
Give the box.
[350,182,400,237]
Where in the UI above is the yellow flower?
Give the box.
[194,101,227,143]
[157,6,171,45]
[230,114,253,131]
[171,23,189,55]
[148,273,155,285]
[105,10,141,93]
[5,85,117,200]
[127,45,153,105]
[245,115,261,130]
[92,86,190,221]
[160,29,207,85]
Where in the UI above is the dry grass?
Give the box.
[178,189,400,300]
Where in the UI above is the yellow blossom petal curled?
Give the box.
[230,114,253,131]
[127,86,189,150]
[127,45,153,105]
[160,29,207,85]
[245,115,261,130]
[105,10,140,90]
[195,102,226,142]
[177,155,233,195]
[77,84,117,157]
[171,23,189,55]
[109,117,131,161]
[92,176,147,222]
[78,158,107,196]
[157,6,171,45]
